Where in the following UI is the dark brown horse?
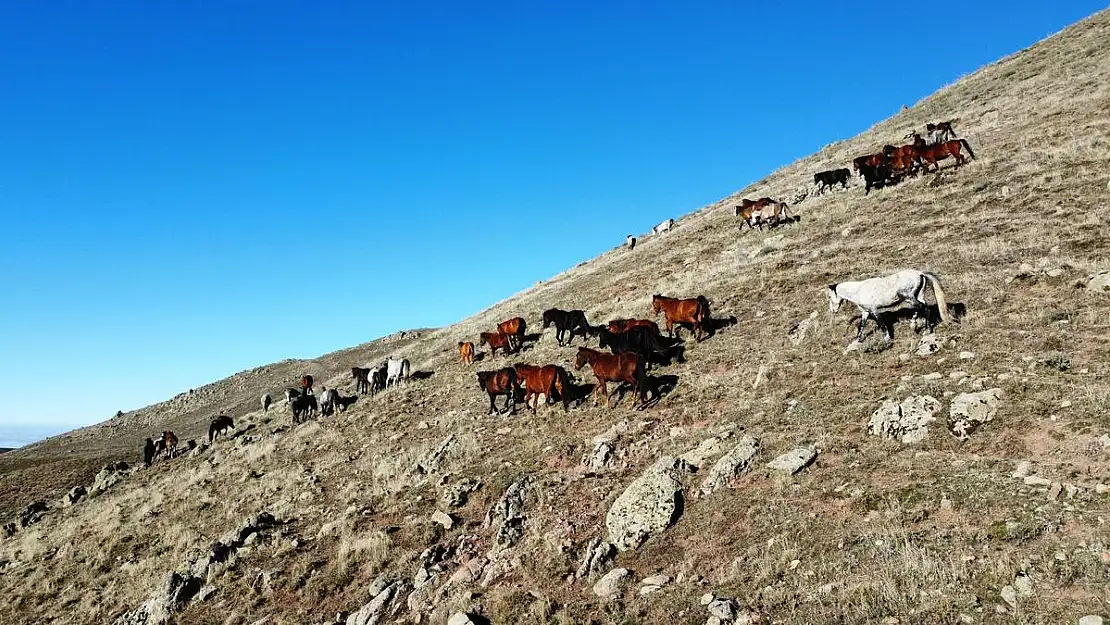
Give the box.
[574,347,651,409]
[853,152,889,173]
[651,294,711,341]
[458,341,475,365]
[476,368,519,415]
[351,367,370,393]
[497,317,527,350]
[513,363,570,413]
[301,374,314,395]
[480,331,515,357]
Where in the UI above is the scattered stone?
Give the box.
[707,599,736,621]
[788,312,820,346]
[484,475,533,552]
[1012,461,1033,478]
[639,584,662,596]
[606,457,685,551]
[868,395,941,444]
[582,441,613,471]
[345,582,397,625]
[766,447,817,476]
[416,434,457,475]
[441,477,481,508]
[948,388,1004,440]
[1086,272,1110,292]
[1024,475,1052,487]
[921,372,943,381]
[592,568,629,599]
[447,613,475,625]
[1000,584,1019,609]
[431,511,455,531]
[700,435,760,496]
[1013,571,1033,596]
[64,485,87,507]
[700,593,715,605]
[752,364,771,389]
[916,334,944,356]
[575,538,615,580]
[679,437,726,469]
[1048,483,1062,501]
[1078,616,1104,625]
[641,574,670,586]
[958,351,975,360]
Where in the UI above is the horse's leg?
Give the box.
[856,310,870,342]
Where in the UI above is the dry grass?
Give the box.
[2,8,1110,625]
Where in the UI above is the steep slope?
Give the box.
[3,9,1110,625]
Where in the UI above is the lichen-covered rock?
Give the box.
[700,435,760,496]
[766,448,817,476]
[948,388,1003,440]
[606,457,685,551]
[592,567,629,599]
[868,395,941,444]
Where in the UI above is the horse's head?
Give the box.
[541,310,555,328]
[574,349,590,370]
[827,284,843,313]
[651,295,662,314]
[476,371,490,389]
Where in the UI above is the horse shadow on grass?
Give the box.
[410,370,435,381]
[860,301,968,340]
[670,315,738,342]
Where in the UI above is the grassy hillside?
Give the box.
[2,8,1109,625]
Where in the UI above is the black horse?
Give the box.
[541,308,593,346]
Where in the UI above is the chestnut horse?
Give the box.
[574,347,651,409]
[914,137,976,172]
[607,318,661,336]
[513,363,570,413]
[651,294,711,341]
[480,331,515,357]
[458,341,475,365]
[476,368,519,415]
[497,317,527,350]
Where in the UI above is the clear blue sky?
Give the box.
[0,1,1103,446]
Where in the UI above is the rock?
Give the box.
[679,437,726,469]
[641,574,670,586]
[346,582,396,625]
[700,435,761,496]
[447,614,475,625]
[592,568,630,599]
[416,434,457,475]
[707,599,736,621]
[639,584,662,596]
[64,485,87,507]
[484,475,533,552]
[916,334,944,356]
[1012,461,1033,478]
[766,447,817,476]
[700,593,715,605]
[1086,272,1110,292]
[18,501,49,528]
[1013,571,1033,596]
[958,351,975,360]
[575,538,615,580]
[1048,483,1062,501]
[1023,475,1052,487]
[1078,616,1104,625]
[431,511,455,531]
[868,396,941,444]
[948,388,1004,440]
[752,364,771,389]
[582,441,613,471]
[1000,585,1018,609]
[921,372,943,381]
[788,312,820,346]
[593,420,631,446]
[606,457,685,551]
[90,461,131,495]
[442,477,481,508]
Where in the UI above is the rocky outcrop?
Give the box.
[575,537,616,580]
[483,475,533,552]
[948,388,1003,440]
[868,395,941,444]
[700,435,760,497]
[90,461,132,496]
[606,457,685,552]
[766,448,817,476]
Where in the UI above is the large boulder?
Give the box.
[592,568,630,600]
[90,462,131,496]
[868,395,941,444]
[606,457,685,552]
[948,388,1003,440]
[699,435,761,497]
[346,582,397,625]
[1087,272,1110,292]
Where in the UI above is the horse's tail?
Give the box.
[208,423,215,443]
[922,272,953,323]
[959,139,976,160]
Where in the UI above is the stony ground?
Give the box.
[2,9,1110,625]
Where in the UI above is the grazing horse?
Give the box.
[828,269,954,344]
[915,138,975,173]
[261,393,272,412]
[607,318,662,336]
[458,341,476,365]
[513,363,571,413]
[369,364,388,394]
[813,168,851,193]
[497,317,527,351]
[542,308,592,346]
[597,327,683,370]
[574,347,651,409]
[480,331,516,357]
[652,218,675,235]
[386,357,411,387]
[651,294,711,341]
[476,368,519,415]
[351,367,371,393]
[301,374,314,396]
[208,415,234,442]
[626,235,636,250]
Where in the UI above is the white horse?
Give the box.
[827,269,953,343]
[626,234,636,250]
[386,357,411,387]
[652,218,675,235]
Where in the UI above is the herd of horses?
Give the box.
[138,120,970,464]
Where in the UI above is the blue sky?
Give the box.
[0,2,1103,445]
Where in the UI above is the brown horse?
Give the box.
[513,363,570,413]
[458,341,475,365]
[480,331,516,357]
[476,368,519,415]
[301,374,314,395]
[883,143,921,177]
[915,138,975,172]
[497,317,527,350]
[651,294,711,341]
[607,318,661,336]
[575,347,650,409]
[853,152,888,173]
[750,201,793,230]
[156,430,179,459]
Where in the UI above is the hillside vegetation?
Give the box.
[2,9,1109,625]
